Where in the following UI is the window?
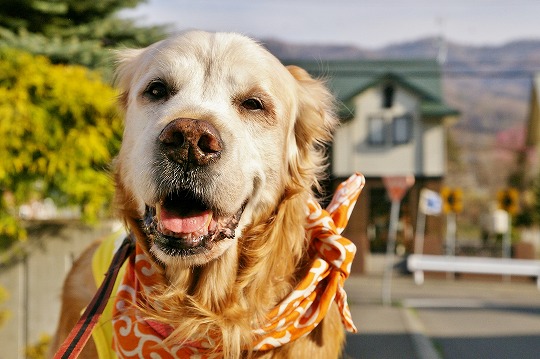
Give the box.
[368,117,385,145]
[392,115,412,144]
[382,85,394,109]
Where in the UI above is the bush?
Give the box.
[0,48,123,250]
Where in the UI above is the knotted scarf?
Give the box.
[111,172,365,358]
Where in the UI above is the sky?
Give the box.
[121,0,540,48]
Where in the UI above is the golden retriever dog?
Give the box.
[51,31,357,358]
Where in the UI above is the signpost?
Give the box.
[497,188,519,260]
[414,189,442,255]
[441,187,463,259]
[382,175,415,306]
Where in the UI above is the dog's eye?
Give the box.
[241,98,264,111]
[144,80,169,101]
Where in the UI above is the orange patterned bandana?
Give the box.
[112,173,364,358]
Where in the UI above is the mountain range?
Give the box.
[264,36,540,134]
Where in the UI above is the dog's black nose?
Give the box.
[159,118,223,166]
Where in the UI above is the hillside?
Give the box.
[264,37,540,192]
[265,37,540,132]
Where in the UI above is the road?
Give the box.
[342,261,540,359]
[413,299,540,359]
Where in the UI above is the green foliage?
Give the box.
[0,0,158,251]
[532,172,540,226]
[0,49,123,249]
[0,0,166,70]
[25,334,51,359]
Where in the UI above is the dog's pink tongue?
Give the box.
[159,207,211,234]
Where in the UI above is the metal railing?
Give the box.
[407,254,540,289]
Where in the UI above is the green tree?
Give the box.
[0,0,166,70]
[0,49,123,251]
[531,171,540,226]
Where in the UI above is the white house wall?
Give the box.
[333,84,445,177]
[422,119,446,176]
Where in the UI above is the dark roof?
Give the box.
[282,59,459,119]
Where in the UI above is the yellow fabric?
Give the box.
[90,231,127,359]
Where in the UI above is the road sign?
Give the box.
[441,187,463,213]
[493,209,509,234]
[383,175,415,202]
[497,188,519,215]
[419,188,442,215]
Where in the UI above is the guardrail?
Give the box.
[407,254,540,289]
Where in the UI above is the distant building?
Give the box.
[287,59,459,272]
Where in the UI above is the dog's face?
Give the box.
[115,31,335,267]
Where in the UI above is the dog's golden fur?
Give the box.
[51,31,345,358]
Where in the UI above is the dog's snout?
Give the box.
[159,118,223,166]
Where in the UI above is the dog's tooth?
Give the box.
[205,212,213,229]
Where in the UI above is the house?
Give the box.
[286,59,459,272]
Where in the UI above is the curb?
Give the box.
[401,307,442,359]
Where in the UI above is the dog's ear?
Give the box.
[113,48,146,109]
[112,48,146,223]
[286,65,339,190]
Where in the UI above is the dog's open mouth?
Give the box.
[143,190,243,258]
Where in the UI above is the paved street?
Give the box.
[342,256,540,358]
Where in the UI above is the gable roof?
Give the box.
[282,59,459,119]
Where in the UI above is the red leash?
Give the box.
[54,234,134,359]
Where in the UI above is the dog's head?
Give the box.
[114,31,337,267]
